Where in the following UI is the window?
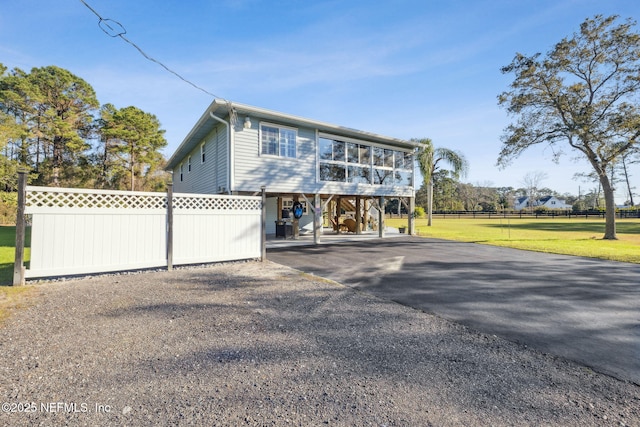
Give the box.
[319,138,347,182]
[347,143,359,163]
[393,150,413,185]
[201,142,206,163]
[347,143,370,184]
[179,163,183,182]
[320,163,346,182]
[319,138,345,161]
[261,124,297,158]
[320,137,369,183]
[359,145,371,164]
[282,199,308,215]
[348,165,371,184]
[373,147,393,184]
[188,156,192,172]
[318,136,412,186]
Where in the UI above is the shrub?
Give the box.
[0,192,17,225]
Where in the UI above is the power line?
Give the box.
[78,0,224,101]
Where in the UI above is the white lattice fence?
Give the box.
[172,193,262,265]
[24,186,262,278]
[27,188,167,210]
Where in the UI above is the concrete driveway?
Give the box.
[267,236,640,384]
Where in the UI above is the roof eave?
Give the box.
[225,100,419,149]
[165,100,225,170]
[165,99,420,171]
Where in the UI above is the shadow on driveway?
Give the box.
[268,236,640,384]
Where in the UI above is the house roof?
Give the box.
[166,99,421,170]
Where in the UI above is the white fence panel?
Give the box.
[172,193,262,264]
[25,186,168,278]
[23,186,263,279]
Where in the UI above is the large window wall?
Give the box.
[319,136,412,186]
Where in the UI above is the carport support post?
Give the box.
[355,196,362,235]
[261,186,267,261]
[13,171,26,286]
[378,196,385,238]
[314,193,321,244]
[336,196,341,234]
[292,195,300,240]
[408,197,415,235]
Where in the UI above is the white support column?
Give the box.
[400,197,415,236]
[261,186,267,261]
[300,193,333,245]
[409,197,415,235]
[292,195,300,240]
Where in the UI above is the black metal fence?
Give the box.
[387,210,640,220]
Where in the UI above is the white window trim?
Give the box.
[259,122,298,159]
[201,142,206,163]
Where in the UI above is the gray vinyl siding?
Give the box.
[172,123,228,194]
[233,123,316,193]
[214,127,229,192]
[233,121,413,197]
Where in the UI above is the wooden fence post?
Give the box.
[378,196,385,238]
[13,171,27,286]
[261,186,266,262]
[167,182,173,271]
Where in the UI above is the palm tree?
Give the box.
[414,138,469,226]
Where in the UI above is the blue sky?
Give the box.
[1,0,638,201]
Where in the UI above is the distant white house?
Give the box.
[514,195,572,211]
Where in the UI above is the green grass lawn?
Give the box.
[0,226,30,286]
[386,217,640,264]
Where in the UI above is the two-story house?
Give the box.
[165,99,419,243]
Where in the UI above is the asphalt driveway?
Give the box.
[268,236,640,384]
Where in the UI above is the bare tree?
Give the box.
[520,171,548,211]
[619,152,637,206]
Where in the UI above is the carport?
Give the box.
[265,191,415,245]
[266,223,406,249]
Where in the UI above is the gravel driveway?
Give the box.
[1,261,639,426]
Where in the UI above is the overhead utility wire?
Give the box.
[78,0,224,101]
